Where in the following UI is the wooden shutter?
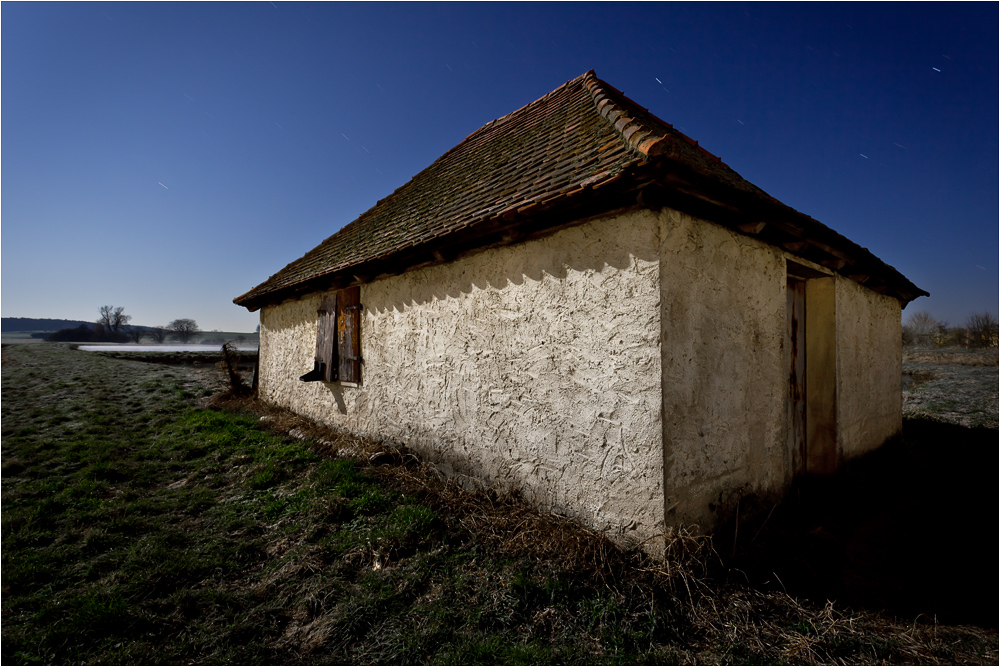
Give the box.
[337,285,362,383]
[316,294,338,382]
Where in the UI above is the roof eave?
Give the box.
[235,158,928,312]
[233,172,653,311]
[632,157,928,305]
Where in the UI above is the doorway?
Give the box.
[786,262,837,477]
[787,276,807,476]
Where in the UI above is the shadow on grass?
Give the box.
[719,418,998,626]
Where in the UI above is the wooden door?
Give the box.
[787,277,806,477]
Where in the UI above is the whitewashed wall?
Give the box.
[257,205,906,547]
[656,209,790,528]
[259,210,666,548]
[835,276,903,459]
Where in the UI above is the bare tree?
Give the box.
[126,326,145,344]
[965,311,998,348]
[97,305,114,333]
[148,328,169,344]
[113,309,131,332]
[97,305,132,335]
[903,310,939,347]
[166,318,199,344]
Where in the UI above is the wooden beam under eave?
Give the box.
[817,257,847,271]
[636,187,663,210]
[669,185,744,213]
[783,241,809,253]
[847,273,871,284]
[765,219,855,266]
[738,221,767,234]
[802,239,853,264]
[502,229,525,243]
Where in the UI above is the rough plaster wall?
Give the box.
[258,210,665,547]
[658,209,788,529]
[835,276,903,459]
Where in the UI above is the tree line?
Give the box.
[1,317,93,332]
[903,310,998,348]
[46,306,199,344]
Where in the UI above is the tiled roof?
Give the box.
[235,70,926,309]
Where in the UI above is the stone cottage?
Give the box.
[235,71,926,550]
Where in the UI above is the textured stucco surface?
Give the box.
[835,275,903,459]
[657,209,789,528]
[256,204,906,545]
[259,210,666,547]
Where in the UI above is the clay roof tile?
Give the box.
[235,70,926,309]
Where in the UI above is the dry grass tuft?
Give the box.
[217,342,251,397]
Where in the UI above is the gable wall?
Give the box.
[258,210,666,547]
[656,209,790,528]
[654,209,905,527]
[835,276,903,458]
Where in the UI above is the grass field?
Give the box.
[0,332,46,344]
[902,346,998,429]
[2,343,996,665]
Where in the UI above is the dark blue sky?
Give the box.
[3,2,996,331]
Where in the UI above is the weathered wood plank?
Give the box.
[337,286,362,384]
[738,221,767,234]
[317,294,338,382]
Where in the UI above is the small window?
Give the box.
[299,285,362,384]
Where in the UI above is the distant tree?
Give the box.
[148,328,169,344]
[903,310,940,347]
[965,311,998,348]
[47,324,97,342]
[126,325,145,344]
[167,318,199,344]
[97,305,131,336]
[931,321,952,347]
[950,325,968,347]
[2,317,93,333]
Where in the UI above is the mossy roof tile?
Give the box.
[235,70,926,309]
